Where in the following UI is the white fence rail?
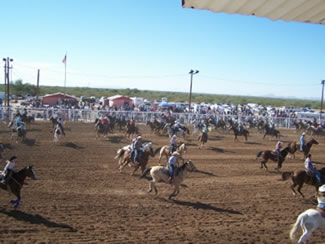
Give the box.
[0,107,297,128]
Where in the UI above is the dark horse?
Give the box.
[229,126,249,142]
[282,167,325,198]
[94,118,111,138]
[125,122,139,138]
[263,125,280,139]
[256,147,290,171]
[21,114,35,129]
[288,138,318,159]
[116,142,160,176]
[0,166,37,208]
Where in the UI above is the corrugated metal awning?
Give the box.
[182,0,325,25]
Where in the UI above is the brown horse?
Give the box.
[0,166,37,208]
[198,132,208,148]
[125,123,139,138]
[116,142,159,176]
[229,126,249,142]
[256,147,290,171]
[288,138,318,159]
[282,167,325,198]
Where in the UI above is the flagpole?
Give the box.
[63,53,67,106]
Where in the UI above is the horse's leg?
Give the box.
[130,166,139,176]
[298,223,316,244]
[119,159,129,173]
[168,186,178,199]
[290,182,298,196]
[297,183,305,198]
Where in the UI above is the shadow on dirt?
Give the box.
[23,139,36,147]
[0,208,76,232]
[108,136,124,144]
[208,147,224,153]
[158,198,241,214]
[244,141,262,145]
[61,142,83,150]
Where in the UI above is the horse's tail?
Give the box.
[289,212,305,242]
[114,148,125,160]
[139,167,151,179]
[281,171,293,181]
[255,151,263,160]
[154,147,161,156]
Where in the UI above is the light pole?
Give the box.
[321,80,325,116]
[189,69,199,113]
[2,57,13,118]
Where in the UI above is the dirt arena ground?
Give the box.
[0,121,324,243]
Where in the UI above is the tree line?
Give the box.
[0,80,320,109]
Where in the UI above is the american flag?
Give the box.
[62,55,67,64]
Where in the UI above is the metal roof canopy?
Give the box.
[182,0,325,25]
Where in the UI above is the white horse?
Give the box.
[53,124,62,143]
[140,160,197,199]
[158,143,187,165]
[290,208,325,243]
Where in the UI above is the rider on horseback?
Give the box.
[299,132,305,152]
[131,136,143,164]
[275,141,283,166]
[168,152,180,184]
[170,135,177,154]
[305,154,322,184]
[0,156,17,185]
[58,117,66,136]
[317,185,325,211]
[238,121,244,134]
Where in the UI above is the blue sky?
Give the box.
[1,0,324,100]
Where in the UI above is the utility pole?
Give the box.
[36,69,40,107]
[320,80,325,121]
[188,69,199,113]
[2,57,13,110]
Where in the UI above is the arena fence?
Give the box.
[0,107,301,129]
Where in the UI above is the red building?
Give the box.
[107,95,133,109]
[42,92,79,106]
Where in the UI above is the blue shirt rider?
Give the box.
[305,154,322,185]
[15,113,22,128]
[132,136,143,164]
[299,133,305,152]
[168,152,180,183]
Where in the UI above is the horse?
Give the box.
[94,118,110,138]
[282,167,325,198]
[50,116,58,130]
[158,143,187,164]
[256,147,290,171]
[140,160,197,199]
[146,121,160,135]
[116,142,160,176]
[21,114,34,129]
[198,132,208,149]
[0,166,37,208]
[263,125,280,139]
[53,124,62,143]
[8,121,26,143]
[164,123,186,138]
[298,138,318,159]
[229,126,249,142]
[125,123,139,138]
[290,208,325,244]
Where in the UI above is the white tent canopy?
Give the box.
[182,0,325,25]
